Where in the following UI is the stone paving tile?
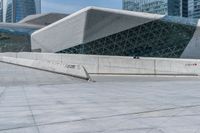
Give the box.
[0,127,39,133]
[0,62,200,132]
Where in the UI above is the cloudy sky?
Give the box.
[42,0,122,13]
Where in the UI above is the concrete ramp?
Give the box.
[0,56,90,80]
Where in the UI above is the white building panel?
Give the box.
[31,7,163,53]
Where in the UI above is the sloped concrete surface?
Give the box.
[1,62,200,132]
[0,56,90,80]
[0,62,84,86]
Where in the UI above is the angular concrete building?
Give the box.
[30,7,200,59]
[0,6,200,58]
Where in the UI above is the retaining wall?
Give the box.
[0,55,90,80]
[1,52,200,75]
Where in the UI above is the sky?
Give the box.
[42,0,122,14]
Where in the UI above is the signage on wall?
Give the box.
[185,63,198,66]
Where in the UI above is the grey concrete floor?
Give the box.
[1,62,200,133]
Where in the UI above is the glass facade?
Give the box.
[0,0,3,22]
[123,0,200,18]
[15,0,36,22]
[58,17,197,58]
[34,0,41,14]
[3,0,41,23]
[188,0,200,18]
[123,0,192,17]
[123,0,182,16]
[0,26,38,52]
[168,0,181,16]
[182,0,189,17]
[123,0,168,15]
[5,0,12,22]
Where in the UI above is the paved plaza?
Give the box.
[0,62,200,133]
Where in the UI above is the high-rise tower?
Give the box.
[188,0,200,18]
[0,0,3,22]
[3,0,41,23]
[123,0,181,16]
[122,0,191,17]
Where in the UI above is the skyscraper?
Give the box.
[181,0,189,17]
[3,0,41,23]
[0,0,3,22]
[35,0,41,14]
[123,0,187,17]
[188,0,200,18]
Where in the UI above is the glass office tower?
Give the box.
[34,0,41,14]
[123,0,182,17]
[188,0,200,18]
[3,0,41,23]
[181,0,189,17]
[0,0,3,22]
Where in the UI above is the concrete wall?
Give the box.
[1,52,200,76]
[19,13,68,26]
[0,54,90,80]
[31,8,88,53]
